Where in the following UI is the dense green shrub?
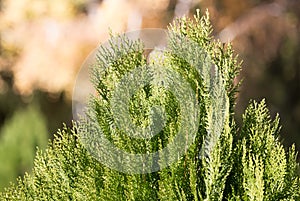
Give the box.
[1,11,299,200]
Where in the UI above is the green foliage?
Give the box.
[228,100,300,200]
[1,125,104,200]
[1,10,299,200]
[0,104,48,191]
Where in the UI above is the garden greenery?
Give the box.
[1,10,299,200]
[0,105,48,191]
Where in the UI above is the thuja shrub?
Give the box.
[1,11,299,200]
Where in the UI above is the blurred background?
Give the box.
[0,0,299,191]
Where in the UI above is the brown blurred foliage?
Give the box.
[207,0,300,149]
[0,0,299,151]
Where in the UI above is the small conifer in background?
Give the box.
[0,104,48,191]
